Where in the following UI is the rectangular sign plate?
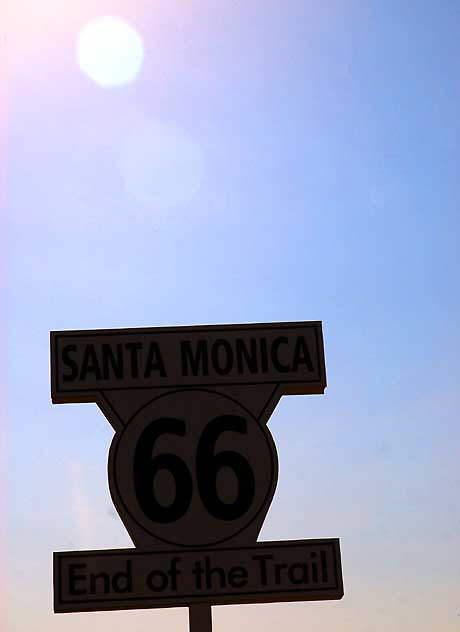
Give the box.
[54,539,342,613]
[50,321,326,403]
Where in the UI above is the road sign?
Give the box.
[54,539,343,613]
[50,321,342,630]
[51,322,326,403]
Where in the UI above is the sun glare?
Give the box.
[77,16,144,87]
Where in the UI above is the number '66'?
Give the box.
[133,415,256,524]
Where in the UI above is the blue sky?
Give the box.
[4,1,460,630]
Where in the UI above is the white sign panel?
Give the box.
[51,321,326,403]
[54,539,343,613]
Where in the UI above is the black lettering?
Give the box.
[228,565,248,588]
[204,556,226,589]
[102,343,123,379]
[274,563,287,585]
[288,563,309,585]
[181,340,209,376]
[192,560,204,589]
[144,342,166,378]
[310,552,318,583]
[112,560,132,594]
[252,555,272,586]
[168,557,182,591]
[89,571,110,594]
[271,336,290,373]
[62,345,79,382]
[292,336,314,372]
[211,339,233,375]
[235,338,258,374]
[80,344,102,380]
[146,570,168,592]
[125,342,142,378]
[260,338,269,373]
[68,563,86,596]
[320,550,328,582]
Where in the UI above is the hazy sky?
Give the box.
[4,1,460,631]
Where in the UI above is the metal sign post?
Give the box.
[50,321,343,630]
[189,605,212,632]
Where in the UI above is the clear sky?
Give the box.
[4,1,460,630]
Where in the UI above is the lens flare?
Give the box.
[77,16,144,87]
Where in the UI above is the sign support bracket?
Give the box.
[189,604,212,632]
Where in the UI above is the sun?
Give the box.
[77,16,144,88]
